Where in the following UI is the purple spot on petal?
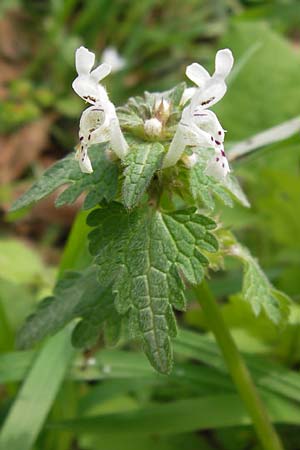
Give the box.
[201,96,215,106]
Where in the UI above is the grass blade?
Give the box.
[0,330,74,450]
[51,393,300,435]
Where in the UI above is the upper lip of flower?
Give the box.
[72,46,112,105]
[186,48,233,111]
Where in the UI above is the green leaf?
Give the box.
[167,82,186,108]
[87,204,218,373]
[10,144,119,212]
[189,148,250,210]
[122,142,165,208]
[230,244,291,324]
[17,267,122,350]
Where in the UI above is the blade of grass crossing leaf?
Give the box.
[228,116,300,161]
[3,343,300,406]
[227,42,262,86]
[51,393,300,435]
[58,210,92,275]
[0,351,36,383]
[175,330,300,403]
[0,329,74,450]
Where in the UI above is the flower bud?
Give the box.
[144,117,162,137]
[154,98,170,123]
[182,152,199,168]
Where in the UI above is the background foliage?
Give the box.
[1,1,300,449]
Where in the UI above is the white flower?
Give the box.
[144,117,162,137]
[163,48,233,178]
[180,87,196,106]
[76,102,128,173]
[186,48,233,111]
[101,47,126,73]
[75,105,109,174]
[72,46,111,106]
[73,46,128,173]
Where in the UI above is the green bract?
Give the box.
[122,142,165,209]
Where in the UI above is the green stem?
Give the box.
[194,281,284,450]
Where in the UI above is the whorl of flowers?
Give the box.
[72,46,233,178]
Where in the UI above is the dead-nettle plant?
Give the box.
[11,45,290,371]
[11,45,290,450]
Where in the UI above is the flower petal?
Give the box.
[79,105,105,135]
[75,147,93,173]
[206,147,230,179]
[186,62,210,87]
[90,63,111,82]
[72,76,109,105]
[214,49,234,79]
[180,87,197,106]
[75,46,95,76]
[90,126,111,144]
[79,105,112,145]
[163,124,187,168]
[181,105,214,147]
[190,78,227,111]
[193,109,225,142]
[182,121,213,148]
[109,117,128,159]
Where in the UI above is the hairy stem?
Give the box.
[194,281,284,450]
